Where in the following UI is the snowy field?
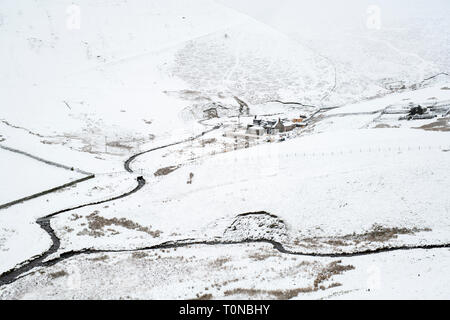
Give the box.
[0,147,86,205]
[0,0,449,300]
[2,243,449,300]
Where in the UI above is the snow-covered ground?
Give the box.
[0,0,449,300]
[0,147,86,205]
[1,242,449,300]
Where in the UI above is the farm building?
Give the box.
[246,117,296,135]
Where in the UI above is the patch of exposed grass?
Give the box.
[195,293,213,300]
[131,251,148,259]
[89,254,109,262]
[49,270,68,279]
[224,261,353,299]
[344,224,431,243]
[374,123,399,129]
[298,224,431,248]
[200,138,217,147]
[106,141,133,150]
[313,260,354,289]
[77,210,162,238]
[208,257,231,268]
[248,252,274,261]
[224,287,315,299]
[70,214,82,221]
[415,118,450,132]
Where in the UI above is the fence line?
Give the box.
[124,144,450,176]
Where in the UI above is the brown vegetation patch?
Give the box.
[200,138,217,147]
[195,293,213,300]
[70,214,82,221]
[348,224,430,243]
[89,255,109,262]
[299,224,431,248]
[131,251,148,259]
[211,278,240,291]
[415,118,450,132]
[248,252,275,261]
[40,140,59,145]
[224,260,353,299]
[77,210,161,238]
[313,260,354,289]
[374,123,399,129]
[49,270,68,279]
[63,226,74,233]
[208,257,231,268]
[154,165,179,177]
[224,287,314,299]
[106,141,133,150]
[292,238,321,249]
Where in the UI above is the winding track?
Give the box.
[0,176,145,286]
[1,117,450,289]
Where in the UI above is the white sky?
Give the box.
[216,0,450,35]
